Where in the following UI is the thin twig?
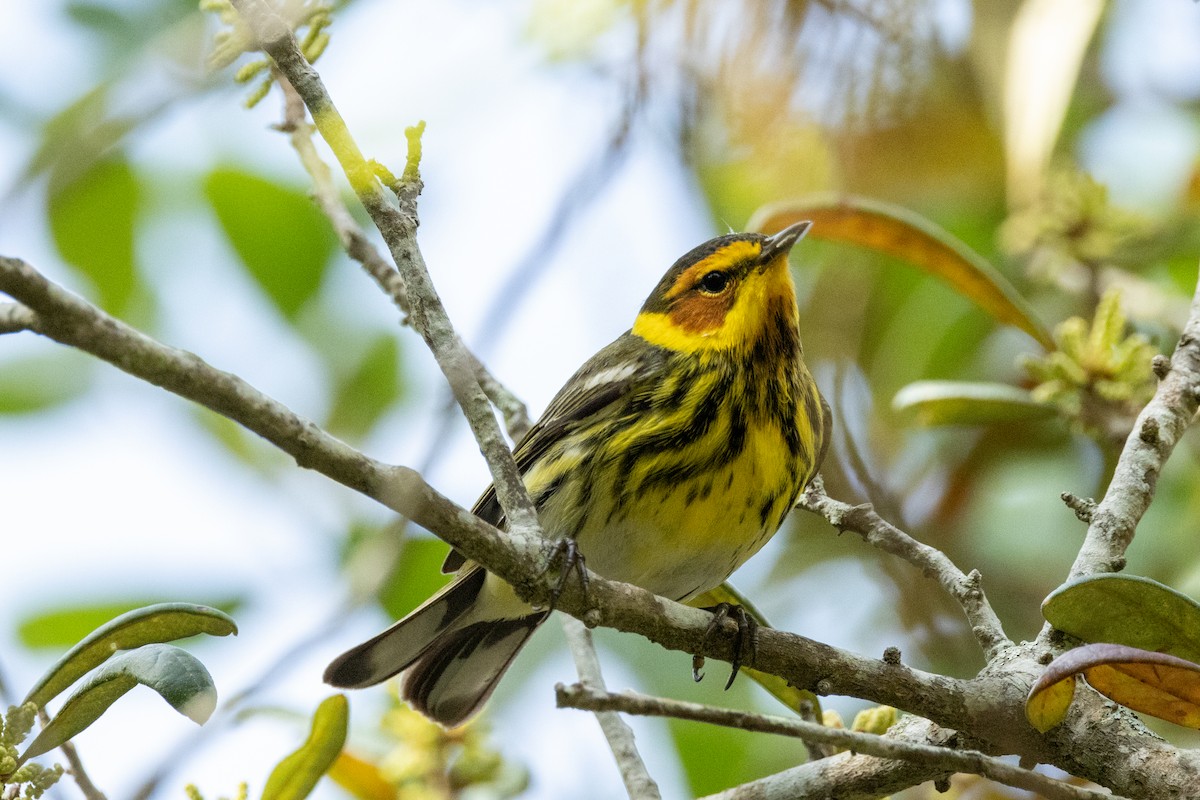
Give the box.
[230,0,541,540]
[1064,275,1200,579]
[556,685,1123,800]
[701,715,951,800]
[561,618,662,800]
[36,710,106,800]
[273,71,530,439]
[797,477,1012,661]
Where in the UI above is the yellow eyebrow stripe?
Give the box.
[665,240,762,299]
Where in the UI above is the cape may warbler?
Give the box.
[326,222,830,726]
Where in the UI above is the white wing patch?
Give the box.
[576,362,640,394]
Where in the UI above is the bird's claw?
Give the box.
[695,602,759,690]
[538,538,589,610]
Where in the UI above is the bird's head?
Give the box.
[632,222,811,355]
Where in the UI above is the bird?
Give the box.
[325,221,830,727]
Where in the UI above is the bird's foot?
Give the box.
[538,538,589,610]
[694,602,758,690]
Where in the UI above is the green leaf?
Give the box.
[24,603,237,710]
[748,196,1054,349]
[670,715,755,797]
[1043,574,1200,665]
[18,598,243,650]
[24,85,139,191]
[326,335,403,440]
[48,156,140,313]
[203,167,337,319]
[1027,643,1200,732]
[192,406,289,474]
[262,695,349,800]
[20,644,218,763]
[0,350,92,414]
[378,538,452,620]
[65,2,130,35]
[892,380,1057,426]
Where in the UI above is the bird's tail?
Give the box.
[324,567,547,727]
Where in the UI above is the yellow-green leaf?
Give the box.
[24,603,237,710]
[892,380,1056,426]
[17,597,243,650]
[203,167,336,320]
[1025,673,1076,733]
[48,156,140,314]
[0,350,93,415]
[262,695,349,800]
[325,334,404,440]
[20,644,218,764]
[748,196,1053,349]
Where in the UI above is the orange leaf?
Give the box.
[748,196,1053,350]
[326,751,396,800]
[1028,643,1200,732]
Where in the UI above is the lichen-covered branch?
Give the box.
[557,685,1119,800]
[273,75,530,439]
[228,0,540,539]
[1065,275,1200,579]
[798,477,1012,661]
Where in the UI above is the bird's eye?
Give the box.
[698,271,730,294]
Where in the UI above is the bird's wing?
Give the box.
[441,332,662,573]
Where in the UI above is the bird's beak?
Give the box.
[758,221,812,267]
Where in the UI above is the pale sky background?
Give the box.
[1,1,1199,798]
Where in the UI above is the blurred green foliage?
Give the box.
[18,597,243,650]
[0,350,93,414]
[203,167,338,320]
[48,157,141,314]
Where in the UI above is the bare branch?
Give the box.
[229,0,540,537]
[1065,274,1200,579]
[557,685,1123,800]
[561,618,662,800]
[798,477,1012,661]
[0,301,35,334]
